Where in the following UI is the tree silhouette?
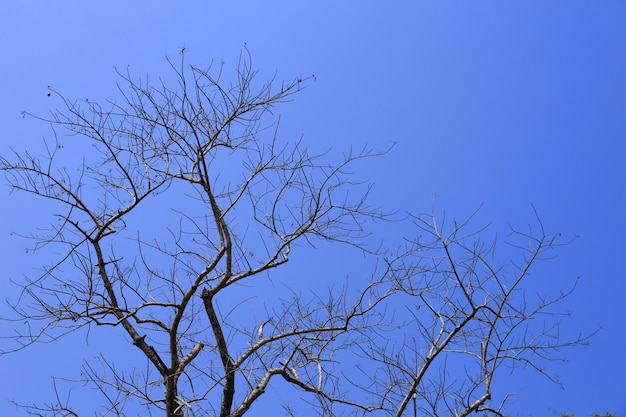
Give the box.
[0,49,591,417]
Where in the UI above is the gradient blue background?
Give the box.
[1,2,625,416]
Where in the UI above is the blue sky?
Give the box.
[1,2,625,416]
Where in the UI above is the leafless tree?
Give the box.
[0,49,590,417]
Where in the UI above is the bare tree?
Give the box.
[0,49,590,417]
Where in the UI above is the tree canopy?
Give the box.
[0,49,591,417]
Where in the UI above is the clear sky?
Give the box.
[1,2,625,416]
